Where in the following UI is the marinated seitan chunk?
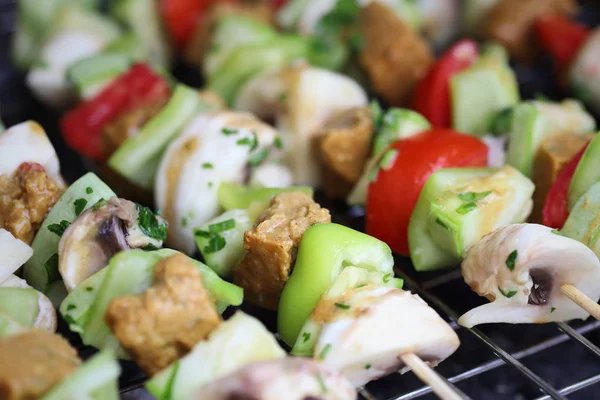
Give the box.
[480,0,577,63]
[0,162,62,244]
[101,97,168,158]
[317,107,374,199]
[0,330,81,400]
[234,192,331,309]
[357,2,433,107]
[531,133,592,222]
[105,254,222,376]
[184,0,274,67]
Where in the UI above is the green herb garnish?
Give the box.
[222,128,238,136]
[435,218,449,229]
[364,364,372,369]
[551,307,556,313]
[208,219,236,233]
[505,250,518,271]
[315,372,328,394]
[302,332,311,343]
[334,302,351,310]
[274,136,283,149]
[383,273,392,283]
[498,286,518,298]
[248,148,270,166]
[47,220,71,236]
[194,230,226,254]
[136,204,168,242]
[92,198,107,211]
[67,304,76,311]
[458,191,491,202]
[319,343,332,360]
[73,198,88,216]
[456,202,477,215]
[85,187,93,194]
[85,287,93,292]
[202,163,214,169]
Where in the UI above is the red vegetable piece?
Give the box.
[412,39,479,128]
[366,129,489,255]
[61,64,171,161]
[535,13,590,72]
[160,0,214,48]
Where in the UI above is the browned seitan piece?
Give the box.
[105,254,222,376]
[234,192,331,310]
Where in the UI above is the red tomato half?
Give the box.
[535,14,590,72]
[366,129,489,255]
[542,143,589,229]
[61,64,171,161]
[412,39,479,128]
[160,0,213,48]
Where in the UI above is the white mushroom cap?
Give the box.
[155,111,287,254]
[0,229,33,284]
[193,358,357,400]
[236,64,368,186]
[1,275,57,332]
[0,121,64,186]
[459,224,600,327]
[314,286,459,387]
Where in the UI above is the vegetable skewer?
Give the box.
[400,353,462,400]
[560,284,600,321]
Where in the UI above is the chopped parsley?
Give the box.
[273,136,283,149]
[364,364,372,370]
[382,273,392,283]
[194,229,226,254]
[505,250,518,271]
[355,284,367,289]
[136,204,168,243]
[314,0,359,48]
[202,163,214,169]
[302,332,311,343]
[208,182,214,188]
[47,220,71,237]
[248,148,270,166]
[319,343,332,360]
[85,187,93,194]
[551,307,556,313]
[208,219,236,233]
[498,286,517,298]
[181,217,188,228]
[237,131,258,150]
[435,218,449,230]
[85,287,94,292]
[278,92,287,104]
[334,302,351,310]
[222,128,238,136]
[63,314,77,326]
[73,198,88,216]
[456,202,477,215]
[92,198,107,211]
[458,191,491,202]
[67,304,76,311]
[315,372,328,394]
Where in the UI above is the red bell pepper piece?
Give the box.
[366,129,488,255]
[160,0,215,48]
[61,64,171,161]
[535,14,590,72]
[412,39,479,128]
[542,143,589,229]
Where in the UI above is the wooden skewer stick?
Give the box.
[400,353,462,400]
[561,284,600,320]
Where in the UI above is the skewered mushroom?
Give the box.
[459,223,600,327]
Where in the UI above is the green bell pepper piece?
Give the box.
[277,223,394,346]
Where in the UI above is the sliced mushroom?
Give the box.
[1,274,57,332]
[0,228,33,283]
[235,64,368,186]
[155,110,288,254]
[459,224,600,327]
[193,358,357,400]
[58,197,167,291]
[312,286,460,387]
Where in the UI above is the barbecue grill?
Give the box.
[1,1,600,399]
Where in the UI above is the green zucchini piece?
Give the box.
[103,34,148,60]
[205,14,278,77]
[110,0,170,68]
[42,351,120,400]
[23,173,115,293]
[372,107,431,156]
[568,132,600,211]
[147,312,285,400]
[0,287,39,328]
[66,53,132,99]
[194,209,253,278]
[562,181,600,257]
[409,166,534,271]
[218,182,313,211]
[505,102,548,177]
[108,84,204,190]
[208,36,310,105]
[0,311,25,338]
[292,266,402,356]
[451,44,519,136]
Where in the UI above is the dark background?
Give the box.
[1,1,600,399]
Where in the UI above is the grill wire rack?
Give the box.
[1,0,600,399]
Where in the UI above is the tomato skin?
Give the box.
[61,64,171,161]
[535,14,590,72]
[542,144,589,229]
[160,0,213,48]
[412,40,479,128]
[366,129,488,255]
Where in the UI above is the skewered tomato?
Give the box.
[535,14,590,72]
[366,129,488,255]
[160,0,214,48]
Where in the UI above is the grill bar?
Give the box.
[534,374,600,400]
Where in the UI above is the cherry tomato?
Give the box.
[542,143,589,229]
[160,0,214,48]
[535,14,590,72]
[61,64,171,161]
[366,129,489,255]
[412,39,479,128]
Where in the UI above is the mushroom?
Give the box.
[1,274,57,332]
[0,228,33,283]
[58,197,166,291]
[310,285,460,387]
[235,64,368,186]
[459,224,600,327]
[193,358,357,400]
[0,121,64,186]
[155,110,288,254]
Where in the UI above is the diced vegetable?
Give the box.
[67,54,133,99]
[23,173,116,293]
[218,182,313,211]
[107,84,203,189]
[0,229,33,283]
[562,182,600,258]
[0,288,40,328]
[535,13,590,72]
[409,166,534,271]
[278,223,394,346]
[568,132,600,211]
[0,311,25,338]
[159,0,213,48]
[194,209,253,278]
[147,312,285,400]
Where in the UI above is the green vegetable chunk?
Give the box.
[278,223,394,346]
[0,288,40,328]
[24,173,116,293]
[562,181,600,258]
[218,182,313,211]
[568,132,600,211]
